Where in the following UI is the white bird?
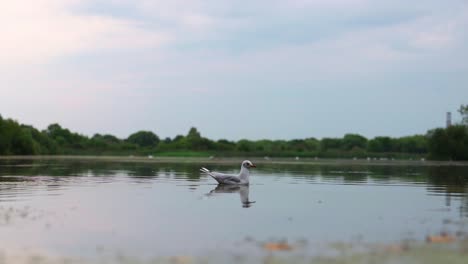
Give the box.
[200,160,256,185]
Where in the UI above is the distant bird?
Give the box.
[200,160,256,185]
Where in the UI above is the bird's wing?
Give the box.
[212,173,241,183]
[200,167,240,183]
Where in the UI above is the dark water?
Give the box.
[0,159,467,258]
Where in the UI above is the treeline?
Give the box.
[0,113,467,160]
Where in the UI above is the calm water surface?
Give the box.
[0,159,467,258]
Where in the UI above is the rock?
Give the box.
[263,242,293,251]
[426,234,456,243]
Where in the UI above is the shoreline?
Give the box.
[1,155,468,167]
[0,241,467,264]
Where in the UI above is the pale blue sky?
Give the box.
[0,0,467,140]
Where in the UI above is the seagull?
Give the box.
[200,160,256,185]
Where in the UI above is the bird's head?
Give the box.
[242,160,256,169]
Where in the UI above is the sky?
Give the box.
[1,0,467,140]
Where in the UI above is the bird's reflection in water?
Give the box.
[207,185,256,208]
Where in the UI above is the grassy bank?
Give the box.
[1,155,468,167]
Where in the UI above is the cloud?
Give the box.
[3,0,466,67]
[1,0,467,139]
[0,0,169,65]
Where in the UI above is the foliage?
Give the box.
[367,136,394,152]
[459,104,468,126]
[184,127,215,150]
[1,112,467,160]
[394,135,427,153]
[126,131,160,148]
[342,134,367,151]
[320,138,343,152]
[0,116,37,155]
[46,123,88,150]
[428,125,468,160]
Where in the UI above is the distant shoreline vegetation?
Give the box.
[0,109,467,160]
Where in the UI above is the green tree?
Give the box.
[184,127,214,150]
[12,129,36,154]
[253,140,274,152]
[22,125,58,154]
[0,115,8,154]
[304,137,320,152]
[167,135,188,150]
[0,117,37,155]
[90,134,109,149]
[126,131,160,148]
[216,139,236,151]
[185,127,202,149]
[428,126,468,160]
[237,139,254,152]
[320,138,342,152]
[367,136,395,152]
[342,134,367,151]
[287,139,308,152]
[45,123,89,151]
[459,104,468,126]
[395,135,427,154]
[187,127,201,139]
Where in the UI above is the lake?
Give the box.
[0,158,467,262]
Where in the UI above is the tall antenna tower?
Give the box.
[446,112,452,128]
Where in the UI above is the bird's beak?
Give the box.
[250,164,256,168]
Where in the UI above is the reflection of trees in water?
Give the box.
[1,160,467,188]
[425,166,468,217]
[1,159,467,215]
[462,187,468,218]
[0,159,119,178]
[0,159,201,179]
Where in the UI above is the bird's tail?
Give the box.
[200,167,210,174]
[200,167,216,180]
